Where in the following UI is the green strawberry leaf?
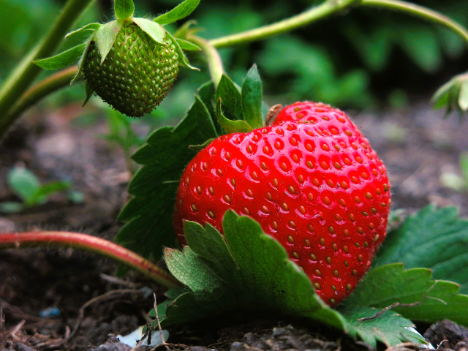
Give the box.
[161,211,348,330]
[340,306,425,348]
[151,212,429,348]
[165,31,199,70]
[94,20,124,64]
[114,0,135,20]
[242,64,263,129]
[133,18,166,45]
[65,23,101,40]
[154,0,200,26]
[116,95,218,261]
[33,43,87,70]
[216,75,243,121]
[176,38,201,51]
[216,98,253,134]
[374,205,468,294]
[344,263,468,326]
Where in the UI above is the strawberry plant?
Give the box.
[1,0,468,349]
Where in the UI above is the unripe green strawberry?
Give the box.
[83,22,179,117]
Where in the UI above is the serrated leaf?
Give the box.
[114,0,134,20]
[216,75,243,121]
[94,20,123,64]
[133,18,166,45]
[374,206,468,294]
[158,213,428,347]
[7,168,41,203]
[154,0,200,26]
[161,211,348,330]
[65,23,101,40]
[165,31,198,70]
[344,263,468,326]
[216,99,252,134]
[116,95,217,261]
[340,306,425,348]
[242,64,263,129]
[33,43,87,70]
[176,38,200,51]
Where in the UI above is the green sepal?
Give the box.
[133,18,166,45]
[176,38,201,51]
[173,20,199,39]
[71,37,93,85]
[65,23,101,40]
[93,20,124,64]
[82,82,94,107]
[215,75,243,121]
[33,43,87,70]
[432,72,468,119]
[165,31,199,70]
[189,138,215,151]
[114,0,135,20]
[242,64,263,129]
[154,0,200,26]
[216,98,253,134]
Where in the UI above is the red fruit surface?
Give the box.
[173,101,391,306]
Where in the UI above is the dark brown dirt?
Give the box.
[1,101,468,351]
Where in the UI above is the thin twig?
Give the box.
[359,282,440,322]
[152,293,170,351]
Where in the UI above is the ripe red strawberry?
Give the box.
[173,101,391,306]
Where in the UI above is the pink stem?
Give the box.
[0,231,181,289]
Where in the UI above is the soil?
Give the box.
[1,101,468,351]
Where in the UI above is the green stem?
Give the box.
[188,35,225,87]
[360,0,468,45]
[209,0,361,48]
[6,66,80,123]
[0,231,182,289]
[0,0,94,138]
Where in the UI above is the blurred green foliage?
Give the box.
[0,0,466,125]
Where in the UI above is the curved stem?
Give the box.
[209,0,360,48]
[188,35,225,87]
[360,0,468,45]
[0,231,182,289]
[0,0,94,138]
[6,66,80,122]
